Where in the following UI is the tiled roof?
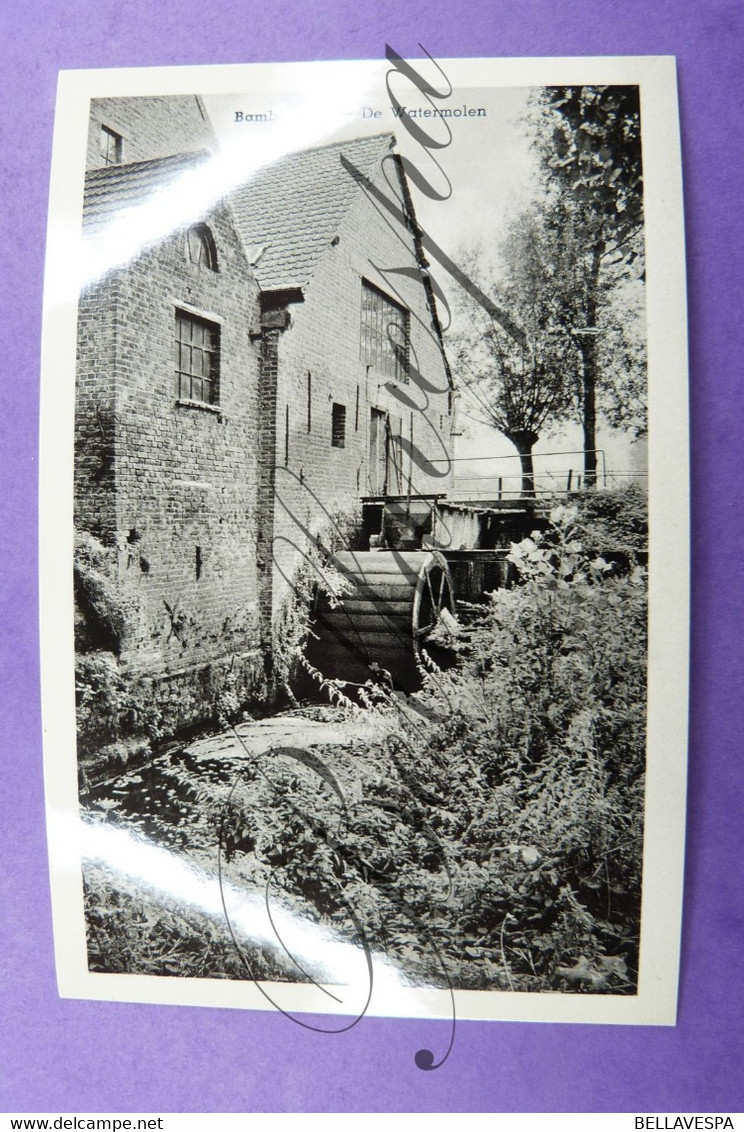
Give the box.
[81,135,396,290]
[82,151,211,234]
[229,133,395,290]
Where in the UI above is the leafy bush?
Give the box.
[569,483,648,557]
[74,532,134,654]
[406,505,647,988]
[74,528,264,767]
[75,652,158,759]
[75,650,262,773]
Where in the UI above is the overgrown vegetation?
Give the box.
[83,862,294,982]
[75,506,365,779]
[403,504,647,989]
[270,505,362,700]
[83,502,647,994]
[74,531,261,775]
[568,483,648,558]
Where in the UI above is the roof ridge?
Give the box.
[270,131,395,159]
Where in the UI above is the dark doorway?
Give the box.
[369,408,387,495]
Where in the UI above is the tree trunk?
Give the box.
[580,245,603,489]
[509,429,539,498]
[581,337,597,488]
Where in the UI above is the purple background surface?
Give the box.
[1,0,742,1114]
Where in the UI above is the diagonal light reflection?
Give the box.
[61,74,380,303]
[80,816,410,1007]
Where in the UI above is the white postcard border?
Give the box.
[40,54,688,1026]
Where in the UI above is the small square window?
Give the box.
[331,403,346,448]
[175,310,220,405]
[100,125,123,166]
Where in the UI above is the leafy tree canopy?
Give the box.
[535,85,644,265]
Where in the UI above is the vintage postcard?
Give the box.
[40,53,688,1041]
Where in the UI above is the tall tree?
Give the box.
[449,211,580,496]
[534,86,645,484]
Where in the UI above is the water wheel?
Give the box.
[310,550,457,693]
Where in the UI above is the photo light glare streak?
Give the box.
[57,71,380,304]
[78,816,417,1011]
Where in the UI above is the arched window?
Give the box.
[186,224,218,270]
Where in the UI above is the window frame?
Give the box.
[174,308,221,408]
[360,279,410,384]
[100,124,123,166]
[331,402,346,449]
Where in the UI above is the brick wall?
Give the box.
[76,272,120,542]
[270,149,454,612]
[86,96,217,169]
[76,196,263,687]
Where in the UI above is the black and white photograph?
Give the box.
[40,55,688,1025]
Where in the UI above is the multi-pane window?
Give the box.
[186,224,218,270]
[360,280,410,382]
[175,310,220,405]
[100,125,123,166]
[331,402,346,448]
